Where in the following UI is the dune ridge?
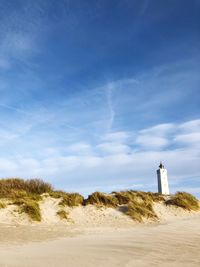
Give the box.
[0,193,199,227]
[0,179,200,267]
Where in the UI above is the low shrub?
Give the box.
[25,179,52,194]
[166,192,199,211]
[0,179,26,198]
[0,178,52,198]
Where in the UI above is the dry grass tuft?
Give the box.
[146,192,165,202]
[166,192,199,211]
[114,191,135,204]
[126,200,157,222]
[0,201,6,209]
[0,178,51,221]
[19,200,41,221]
[113,190,160,222]
[85,192,118,207]
[84,190,161,221]
[59,193,83,207]
[49,191,84,207]
[57,209,69,220]
[114,190,164,205]
[49,190,67,199]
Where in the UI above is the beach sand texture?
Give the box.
[0,200,199,267]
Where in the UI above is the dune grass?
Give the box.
[126,200,157,222]
[85,190,164,221]
[166,192,199,211]
[0,178,51,221]
[113,191,158,222]
[59,193,84,207]
[146,192,166,202]
[49,191,84,207]
[114,190,164,205]
[0,178,51,206]
[19,199,41,221]
[85,192,118,207]
[49,190,67,199]
[0,201,6,209]
[0,178,198,223]
[0,178,52,198]
[0,178,84,220]
[113,191,135,205]
[56,209,69,220]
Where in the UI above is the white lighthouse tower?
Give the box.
[157,162,169,195]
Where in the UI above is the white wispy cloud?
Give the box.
[67,142,93,155]
[0,118,199,196]
[174,133,200,146]
[178,119,200,133]
[140,123,175,136]
[135,135,169,149]
[102,131,130,143]
[96,142,131,155]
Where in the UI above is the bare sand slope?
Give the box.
[0,215,200,267]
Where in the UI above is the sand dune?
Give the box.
[0,196,199,227]
[0,197,200,266]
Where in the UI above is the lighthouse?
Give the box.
[157,163,169,195]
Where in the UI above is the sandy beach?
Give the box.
[0,213,200,267]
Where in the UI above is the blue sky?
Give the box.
[0,0,200,197]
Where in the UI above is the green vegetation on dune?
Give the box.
[166,192,199,211]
